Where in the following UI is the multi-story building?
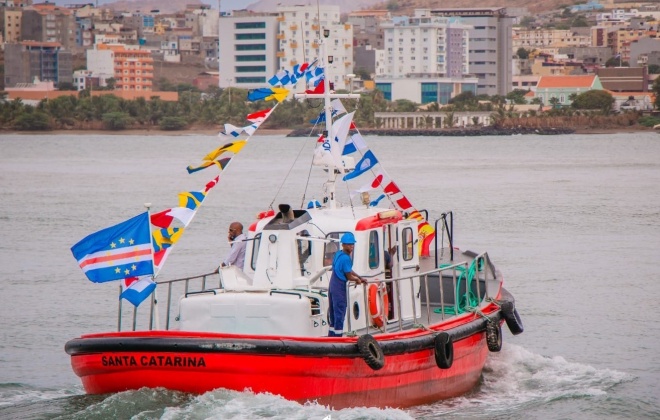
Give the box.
[4,41,72,87]
[430,7,514,96]
[375,10,476,104]
[513,28,591,53]
[91,44,154,91]
[21,3,75,49]
[218,11,279,89]
[276,4,353,91]
[0,9,22,43]
[347,9,389,49]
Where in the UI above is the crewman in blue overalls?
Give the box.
[328,232,365,337]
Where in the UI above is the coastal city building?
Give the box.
[429,7,514,96]
[4,40,72,87]
[217,11,279,89]
[375,9,477,104]
[276,4,353,91]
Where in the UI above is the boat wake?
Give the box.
[407,343,633,418]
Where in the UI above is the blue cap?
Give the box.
[341,232,356,244]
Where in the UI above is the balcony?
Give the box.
[344,24,351,30]
[311,42,319,49]
[277,33,285,39]
[290,41,298,48]
[276,51,285,57]
[312,24,320,31]
[290,59,298,66]
[277,16,285,22]
[290,24,298,31]
[344,43,351,49]
[345,61,351,66]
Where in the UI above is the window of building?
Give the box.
[421,82,437,104]
[236,33,266,40]
[236,54,266,61]
[375,82,392,101]
[236,65,266,72]
[236,44,266,51]
[235,22,266,29]
[235,76,266,83]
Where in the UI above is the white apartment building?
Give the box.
[276,4,353,91]
[430,7,514,96]
[375,10,477,104]
[218,12,279,89]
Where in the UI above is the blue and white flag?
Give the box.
[306,66,324,87]
[120,276,157,307]
[343,150,379,181]
[342,132,367,155]
[71,212,154,283]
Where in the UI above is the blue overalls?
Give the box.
[328,251,351,337]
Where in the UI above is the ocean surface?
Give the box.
[0,131,659,419]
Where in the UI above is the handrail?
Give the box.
[434,211,454,267]
[119,252,498,334]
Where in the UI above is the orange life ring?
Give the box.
[368,283,389,328]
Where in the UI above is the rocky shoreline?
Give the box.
[286,127,576,137]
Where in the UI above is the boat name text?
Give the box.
[101,355,207,368]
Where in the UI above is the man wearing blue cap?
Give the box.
[328,232,365,337]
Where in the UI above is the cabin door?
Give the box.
[393,220,421,322]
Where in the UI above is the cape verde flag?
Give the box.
[71,212,154,283]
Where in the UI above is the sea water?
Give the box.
[0,132,659,419]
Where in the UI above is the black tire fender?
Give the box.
[434,332,454,369]
[486,321,502,352]
[357,334,385,371]
[500,301,524,335]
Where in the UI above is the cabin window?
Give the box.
[368,230,379,269]
[296,230,312,275]
[324,232,344,267]
[402,227,414,261]
[250,233,261,271]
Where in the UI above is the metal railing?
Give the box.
[350,251,497,335]
[118,251,498,334]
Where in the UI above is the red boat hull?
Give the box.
[68,315,496,409]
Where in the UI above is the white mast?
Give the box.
[294,28,360,209]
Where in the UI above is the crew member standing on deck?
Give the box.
[328,232,365,337]
[221,222,246,270]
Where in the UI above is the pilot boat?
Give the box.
[65,34,524,409]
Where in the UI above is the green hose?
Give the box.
[434,259,481,315]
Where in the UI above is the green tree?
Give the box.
[57,82,77,91]
[506,89,530,104]
[354,68,372,81]
[572,15,589,27]
[102,112,132,130]
[648,64,660,74]
[392,99,417,112]
[159,116,188,130]
[516,48,530,59]
[520,16,536,28]
[605,56,629,67]
[652,76,660,109]
[571,90,614,113]
[13,111,52,130]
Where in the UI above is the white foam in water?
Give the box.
[160,388,414,420]
[408,344,634,417]
[0,384,83,408]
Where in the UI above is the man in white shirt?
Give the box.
[221,221,246,270]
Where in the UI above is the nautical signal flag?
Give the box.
[71,212,154,283]
[187,140,246,174]
[343,150,379,181]
[247,87,289,102]
[120,276,156,307]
